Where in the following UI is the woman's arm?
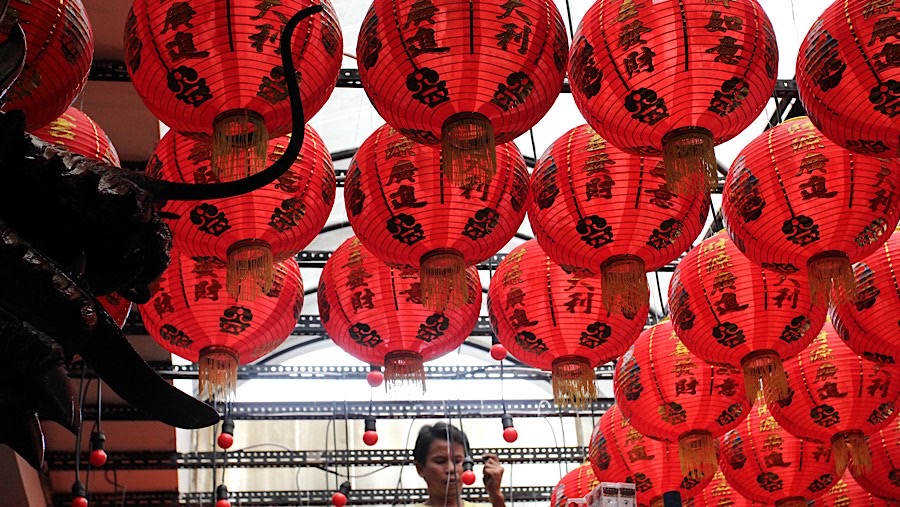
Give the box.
[482,453,505,507]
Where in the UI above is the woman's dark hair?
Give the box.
[413,422,470,465]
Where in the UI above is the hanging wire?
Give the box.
[343,396,352,485]
[74,367,89,485]
[654,272,667,317]
[95,378,102,433]
[563,0,576,40]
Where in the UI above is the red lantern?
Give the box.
[318,236,480,392]
[28,107,120,167]
[796,2,900,159]
[568,0,777,194]
[853,418,900,502]
[767,322,900,477]
[589,405,712,507]
[125,0,341,180]
[345,124,528,312]
[147,126,334,300]
[723,117,900,307]
[687,471,761,507]
[528,124,710,315]
[355,0,567,184]
[615,320,751,479]
[489,240,648,407]
[830,228,900,365]
[668,230,828,402]
[138,251,303,402]
[817,472,897,507]
[719,402,843,507]
[0,0,93,130]
[551,464,599,507]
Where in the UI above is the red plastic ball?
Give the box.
[490,344,507,361]
[362,430,378,446]
[366,370,384,388]
[503,427,518,443]
[331,492,347,507]
[217,432,234,450]
[88,449,107,468]
[461,470,476,486]
[71,497,88,507]
[215,499,231,507]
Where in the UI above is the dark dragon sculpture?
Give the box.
[0,4,324,469]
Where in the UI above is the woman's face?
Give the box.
[417,439,466,500]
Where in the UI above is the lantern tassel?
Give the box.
[774,498,809,507]
[421,250,468,312]
[226,239,274,301]
[551,357,597,409]
[808,253,857,306]
[199,347,239,404]
[212,109,269,182]
[833,431,872,476]
[649,499,664,507]
[384,351,425,394]
[662,127,717,195]
[441,113,497,186]
[742,351,789,402]
[678,431,718,479]
[600,256,649,317]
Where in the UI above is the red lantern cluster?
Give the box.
[816,473,897,507]
[318,237,481,392]
[528,124,710,315]
[615,320,750,479]
[0,0,94,130]
[356,0,568,184]
[29,107,120,167]
[568,0,777,194]
[148,126,334,300]
[687,471,760,507]
[125,0,342,179]
[551,464,599,507]
[831,228,900,365]
[488,240,648,407]
[589,405,712,507]
[669,231,828,402]
[138,250,303,402]
[723,117,900,306]
[853,418,900,502]
[345,124,528,312]
[719,403,842,507]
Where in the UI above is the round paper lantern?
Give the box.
[853,418,900,502]
[830,228,900,365]
[318,236,480,392]
[589,405,713,507]
[796,2,900,158]
[147,125,334,300]
[0,0,93,130]
[723,117,900,307]
[29,107,120,167]
[345,123,528,312]
[719,402,843,507]
[685,470,760,507]
[767,322,900,476]
[568,0,777,194]
[528,124,710,315]
[816,472,897,507]
[356,0,567,184]
[138,250,303,402]
[551,464,599,507]
[615,320,751,479]
[489,240,648,407]
[125,0,341,180]
[669,230,828,402]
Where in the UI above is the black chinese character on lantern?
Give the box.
[269,198,307,232]
[406,67,450,107]
[406,27,450,57]
[659,402,688,425]
[625,87,669,125]
[757,472,784,493]
[716,404,744,426]
[867,402,896,425]
[220,306,253,335]
[669,286,695,331]
[416,314,450,343]
[318,281,331,324]
[165,32,210,62]
[576,215,614,248]
[621,357,643,401]
[462,208,500,240]
[167,65,213,106]
[125,11,142,72]
[870,79,900,117]
[190,203,230,236]
[387,213,426,245]
[804,20,846,92]
[160,324,193,349]
[646,218,683,251]
[782,215,820,246]
[570,37,603,98]
[856,217,889,247]
[713,321,746,348]
[706,36,744,64]
[810,404,841,427]
[349,322,383,348]
[708,76,749,117]
[491,71,534,111]
[514,330,549,355]
[579,321,612,349]
[807,474,836,494]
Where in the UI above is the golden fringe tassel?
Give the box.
[775,498,809,507]
[384,351,426,394]
[551,357,597,409]
[650,499,664,507]
[226,240,274,301]
[678,431,719,479]
[600,256,649,317]
[662,128,717,195]
[808,253,857,307]
[421,250,468,312]
[199,347,239,404]
[742,351,788,402]
[833,431,872,476]
[211,109,269,182]
[441,113,497,186]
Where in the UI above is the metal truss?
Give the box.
[47,446,589,471]
[54,487,553,507]
[84,398,613,421]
